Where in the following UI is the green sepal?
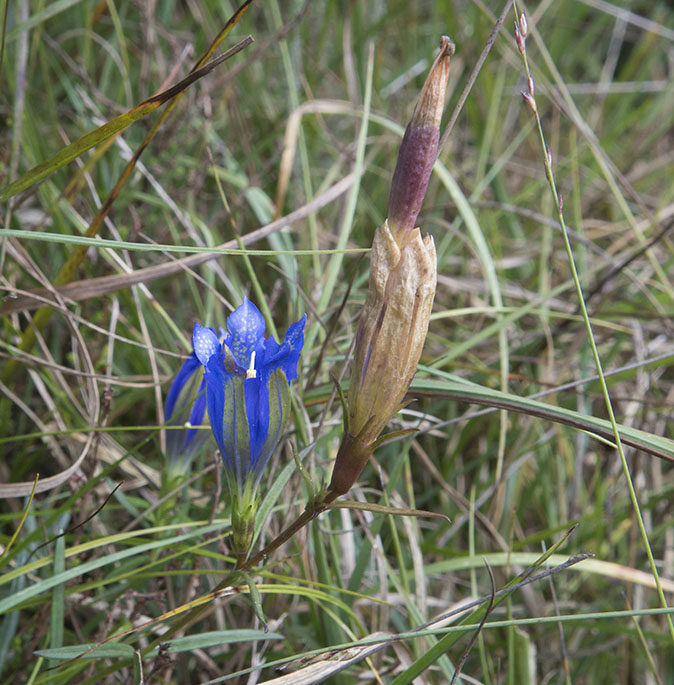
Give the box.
[371,427,418,451]
[229,476,258,561]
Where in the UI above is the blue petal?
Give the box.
[251,369,290,486]
[225,298,266,369]
[193,323,221,366]
[165,353,201,421]
[261,314,306,381]
[202,354,228,463]
[221,372,248,484]
[194,305,306,492]
[185,376,208,446]
[280,314,306,380]
[261,336,281,373]
[244,376,268,467]
[164,354,211,467]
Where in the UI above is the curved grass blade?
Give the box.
[1,1,254,384]
[0,38,252,204]
[0,173,354,316]
[0,475,38,562]
[34,630,283,661]
[413,378,674,464]
[390,528,580,684]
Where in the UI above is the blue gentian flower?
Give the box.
[164,350,211,475]
[193,298,306,493]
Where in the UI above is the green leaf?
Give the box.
[132,650,143,685]
[242,572,268,632]
[34,644,135,661]
[7,0,84,39]
[0,522,226,615]
[153,629,283,654]
[33,622,282,664]
[0,475,38,566]
[412,377,674,464]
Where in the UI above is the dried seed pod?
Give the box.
[329,222,437,496]
[328,37,452,497]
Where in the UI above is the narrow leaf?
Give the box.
[512,628,536,685]
[0,475,38,563]
[153,629,283,654]
[413,378,674,464]
[34,644,135,660]
[242,572,268,632]
[327,500,450,523]
[34,629,285,662]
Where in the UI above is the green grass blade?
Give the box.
[48,531,66,672]
[0,523,225,615]
[0,476,38,564]
[0,46,250,203]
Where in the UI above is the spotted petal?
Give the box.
[225,298,266,369]
[193,324,221,366]
[190,304,306,494]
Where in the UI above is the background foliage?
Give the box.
[1,0,674,682]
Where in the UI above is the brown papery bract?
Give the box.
[329,221,437,496]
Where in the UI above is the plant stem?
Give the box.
[144,488,338,651]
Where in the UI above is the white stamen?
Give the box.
[185,421,193,428]
[246,351,257,379]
